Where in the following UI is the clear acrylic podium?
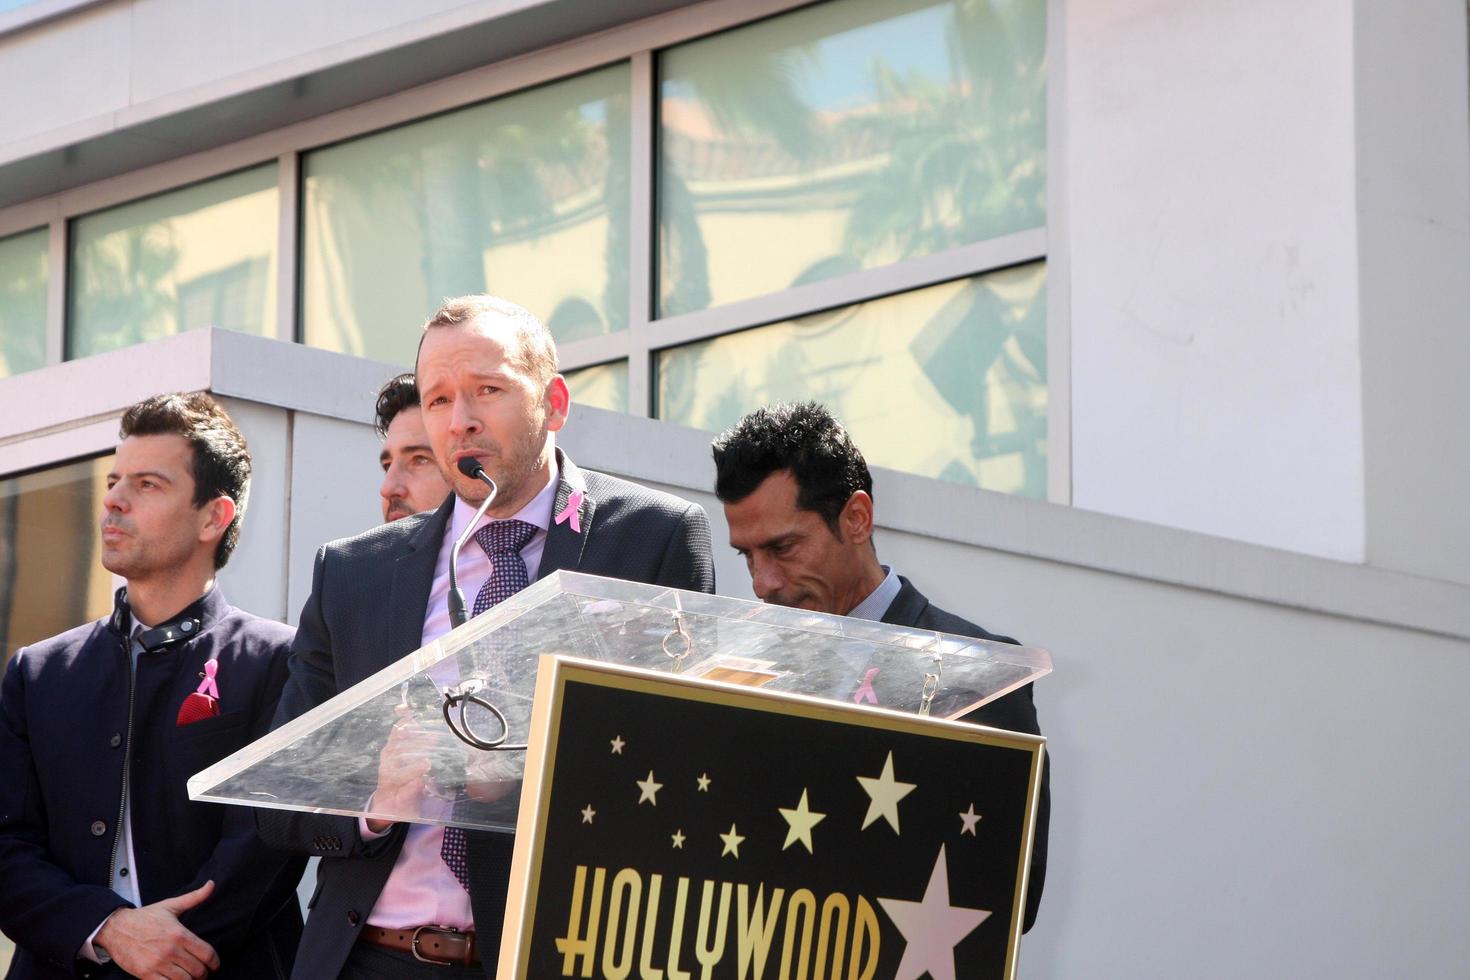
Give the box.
[189,571,1051,832]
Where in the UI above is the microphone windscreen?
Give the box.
[456,457,483,479]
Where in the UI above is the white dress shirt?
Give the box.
[365,470,558,930]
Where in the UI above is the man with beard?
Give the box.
[375,372,451,522]
[259,296,715,979]
[0,392,304,979]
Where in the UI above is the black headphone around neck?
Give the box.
[110,588,204,653]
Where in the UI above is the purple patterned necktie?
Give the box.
[442,518,539,891]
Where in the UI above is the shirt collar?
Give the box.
[848,565,901,622]
[448,465,559,543]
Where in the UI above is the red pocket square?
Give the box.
[176,691,220,726]
[177,659,221,726]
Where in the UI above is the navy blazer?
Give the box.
[0,588,305,979]
[257,451,716,979]
[881,575,1050,934]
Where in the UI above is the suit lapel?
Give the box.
[537,448,596,580]
[879,575,929,627]
[385,496,454,659]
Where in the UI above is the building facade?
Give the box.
[2,1,1468,976]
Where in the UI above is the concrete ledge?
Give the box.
[2,329,1465,640]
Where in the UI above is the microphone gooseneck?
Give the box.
[446,458,499,629]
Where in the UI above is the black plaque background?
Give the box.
[518,675,1038,978]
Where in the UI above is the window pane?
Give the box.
[0,455,116,667]
[658,0,1045,317]
[303,64,632,365]
[565,360,629,414]
[657,263,1046,496]
[68,166,278,359]
[0,227,48,378]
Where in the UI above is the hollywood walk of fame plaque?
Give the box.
[188,570,1050,837]
[499,656,1045,980]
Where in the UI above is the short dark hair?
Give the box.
[374,372,420,438]
[711,402,873,534]
[119,392,250,570]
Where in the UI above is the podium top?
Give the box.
[189,571,1051,831]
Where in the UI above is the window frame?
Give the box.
[0,0,1070,504]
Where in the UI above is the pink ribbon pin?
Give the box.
[555,490,585,534]
[854,667,879,705]
[196,659,220,699]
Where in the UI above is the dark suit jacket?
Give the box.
[0,588,304,980]
[880,575,1050,934]
[257,451,715,979]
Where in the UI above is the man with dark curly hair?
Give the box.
[374,372,451,522]
[712,400,1049,933]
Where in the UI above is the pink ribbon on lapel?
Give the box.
[555,490,585,534]
[196,659,220,699]
[854,667,879,705]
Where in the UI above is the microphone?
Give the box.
[447,457,499,629]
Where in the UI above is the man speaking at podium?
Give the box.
[259,296,715,979]
[712,401,1049,933]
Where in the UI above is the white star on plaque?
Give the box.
[636,770,663,806]
[877,845,991,980]
[959,803,982,836]
[778,789,827,854]
[610,735,625,755]
[719,823,745,858]
[856,751,916,833]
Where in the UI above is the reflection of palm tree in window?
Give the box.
[311,76,621,360]
[0,238,47,376]
[72,227,181,356]
[843,0,1045,260]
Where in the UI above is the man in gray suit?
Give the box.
[259,296,715,979]
[710,401,1048,933]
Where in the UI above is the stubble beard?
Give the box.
[456,427,551,514]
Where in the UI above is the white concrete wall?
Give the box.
[0,0,483,157]
[1354,0,1470,586]
[563,413,1470,979]
[1063,0,1366,563]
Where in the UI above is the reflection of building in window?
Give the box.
[0,456,116,667]
[177,257,271,333]
[657,264,1047,497]
[301,64,631,365]
[68,165,279,358]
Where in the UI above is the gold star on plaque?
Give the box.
[696,773,711,792]
[719,823,745,858]
[610,735,625,755]
[856,751,916,833]
[778,789,827,854]
[580,804,596,824]
[958,803,982,836]
[636,770,663,806]
[671,829,686,849]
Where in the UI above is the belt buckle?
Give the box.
[411,925,459,966]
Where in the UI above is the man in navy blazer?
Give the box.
[258,296,715,979]
[0,392,304,979]
[712,401,1049,933]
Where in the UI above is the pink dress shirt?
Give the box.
[364,470,558,930]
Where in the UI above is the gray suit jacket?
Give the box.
[256,451,714,978]
[881,575,1049,934]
